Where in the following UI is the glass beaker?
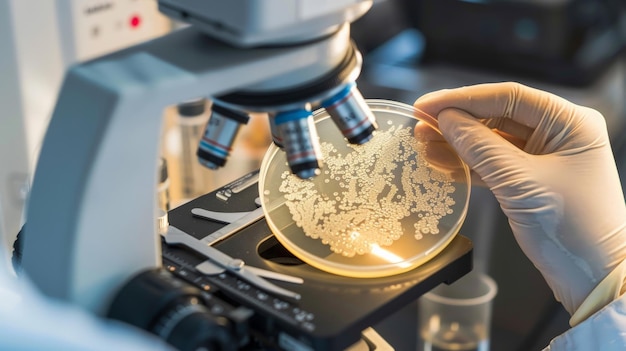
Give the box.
[418,271,497,351]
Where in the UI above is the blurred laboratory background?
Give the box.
[1,0,625,350]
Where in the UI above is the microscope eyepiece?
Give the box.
[321,82,378,145]
[273,109,323,179]
[197,103,250,170]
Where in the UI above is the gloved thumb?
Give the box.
[437,108,528,189]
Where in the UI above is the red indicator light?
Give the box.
[130,15,141,28]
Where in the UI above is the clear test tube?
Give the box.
[177,99,209,199]
[321,81,378,144]
[197,103,250,170]
[274,109,323,179]
[156,157,170,234]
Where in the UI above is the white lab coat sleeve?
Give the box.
[543,294,626,350]
[0,227,174,350]
[0,271,175,351]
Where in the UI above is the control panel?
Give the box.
[69,0,172,60]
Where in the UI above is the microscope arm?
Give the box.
[22,25,351,315]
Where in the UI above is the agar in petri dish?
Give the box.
[259,100,470,278]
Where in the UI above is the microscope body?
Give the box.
[22,0,373,316]
[19,3,476,350]
[159,0,371,47]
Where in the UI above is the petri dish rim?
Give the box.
[259,99,471,278]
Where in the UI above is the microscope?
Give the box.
[20,1,472,350]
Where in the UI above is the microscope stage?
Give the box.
[165,175,472,351]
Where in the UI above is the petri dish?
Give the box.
[259,100,470,278]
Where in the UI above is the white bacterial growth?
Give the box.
[277,125,456,257]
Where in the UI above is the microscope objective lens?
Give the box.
[322,82,378,145]
[197,103,250,169]
[274,109,323,179]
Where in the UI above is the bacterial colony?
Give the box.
[276,122,456,257]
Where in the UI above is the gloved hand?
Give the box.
[414,82,626,324]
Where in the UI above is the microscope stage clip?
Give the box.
[191,207,256,224]
[163,225,302,301]
[193,206,265,245]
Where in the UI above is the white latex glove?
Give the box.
[414,82,626,324]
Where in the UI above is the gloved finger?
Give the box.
[484,117,533,145]
[415,111,528,149]
[469,170,488,188]
[491,129,527,149]
[412,106,443,142]
[413,120,444,142]
[437,108,530,188]
[414,82,580,131]
[412,113,469,181]
[411,106,524,166]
